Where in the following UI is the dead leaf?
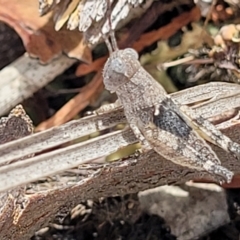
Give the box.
[75,56,107,76]
[54,0,79,31]
[132,7,201,52]
[36,71,103,131]
[39,0,155,45]
[0,0,92,63]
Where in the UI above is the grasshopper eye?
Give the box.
[112,58,126,74]
[123,48,139,60]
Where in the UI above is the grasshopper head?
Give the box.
[103,48,140,93]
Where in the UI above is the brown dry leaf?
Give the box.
[39,0,156,45]
[39,0,60,16]
[54,0,79,31]
[132,7,201,52]
[0,0,92,63]
[75,56,107,76]
[36,71,104,131]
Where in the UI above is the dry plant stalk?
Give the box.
[0,54,76,115]
[0,82,240,239]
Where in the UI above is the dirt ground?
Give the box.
[30,188,240,240]
[31,193,177,240]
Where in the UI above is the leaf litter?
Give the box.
[1,0,240,239]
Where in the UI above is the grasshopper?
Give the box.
[97,27,240,183]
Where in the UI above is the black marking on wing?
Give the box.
[153,101,192,139]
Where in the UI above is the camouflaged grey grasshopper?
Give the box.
[98,19,240,184]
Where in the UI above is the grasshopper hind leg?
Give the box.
[203,160,234,184]
[179,104,240,160]
[151,100,234,184]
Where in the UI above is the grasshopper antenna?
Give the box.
[105,0,118,52]
[103,34,113,54]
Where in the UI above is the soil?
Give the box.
[30,189,240,240]
[31,194,176,240]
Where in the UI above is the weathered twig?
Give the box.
[1,119,240,239]
[0,54,76,115]
[0,82,240,239]
[36,71,104,130]
[0,82,240,192]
